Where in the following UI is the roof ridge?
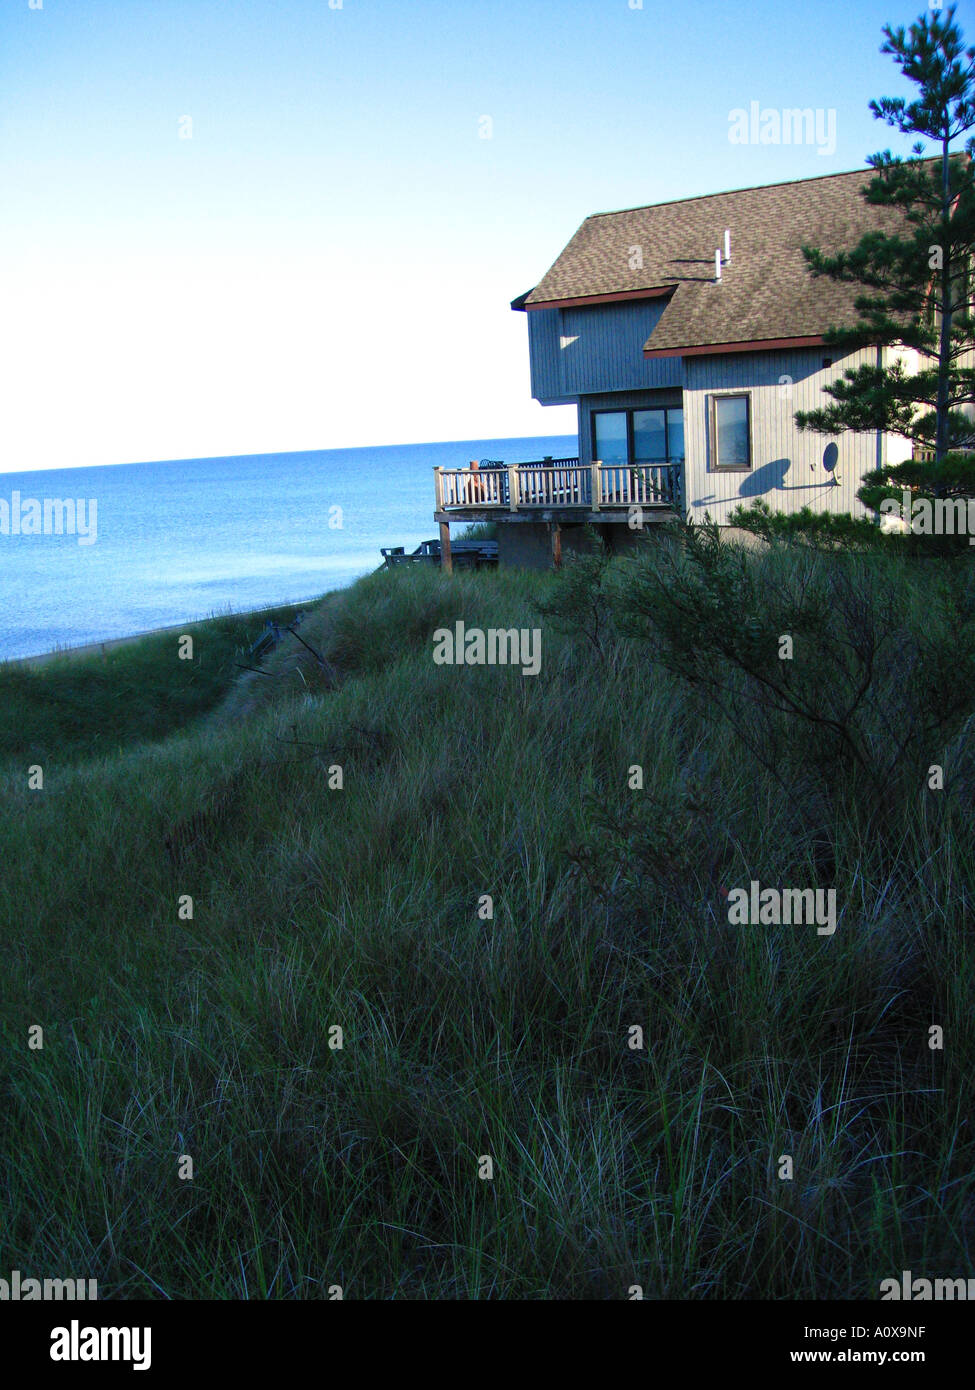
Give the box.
[524,155,937,346]
[584,158,940,221]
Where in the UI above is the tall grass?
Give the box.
[0,549,972,1298]
[0,602,306,763]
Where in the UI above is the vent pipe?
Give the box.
[724,228,731,262]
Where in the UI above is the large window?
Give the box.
[593,407,684,464]
[710,394,751,470]
[593,410,629,464]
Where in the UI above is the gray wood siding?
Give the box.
[525,300,683,403]
[682,348,883,521]
[559,302,683,395]
[521,319,926,523]
[526,308,567,404]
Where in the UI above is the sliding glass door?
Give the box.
[593,407,684,464]
[593,406,684,504]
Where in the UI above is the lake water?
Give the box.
[0,435,575,660]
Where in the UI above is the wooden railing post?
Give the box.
[434,466,444,511]
[591,461,601,511]
[508,464,519,513]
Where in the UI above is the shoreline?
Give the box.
[5,621,198,670]
[2,599,317,671]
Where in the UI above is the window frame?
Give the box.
[591,406,685,465]
[708,392,752,472]
[591,409,630,466]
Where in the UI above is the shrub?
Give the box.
[610,518,975,835]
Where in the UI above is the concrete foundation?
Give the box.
[496,521,659,570]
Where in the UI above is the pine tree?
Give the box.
[794,4,975,537]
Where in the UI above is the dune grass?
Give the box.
[0,602,307,764]
[0,546,972,1299]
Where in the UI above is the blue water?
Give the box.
[0,436,575,660]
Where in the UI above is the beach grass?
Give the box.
[0,545,972,1299]
[0,602,307,764]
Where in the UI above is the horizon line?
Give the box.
[0,430,579,477]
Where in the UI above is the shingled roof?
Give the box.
[522,167,910,356]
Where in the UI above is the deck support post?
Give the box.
[439,520,453,575]
[551,522,562,571]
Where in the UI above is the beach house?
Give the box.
[434,166,921,569]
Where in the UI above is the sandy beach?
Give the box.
[3,621,195,669]
[2,599,312,670]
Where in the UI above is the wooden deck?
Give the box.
[434,457,683,519]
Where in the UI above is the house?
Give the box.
[434,166,920,570]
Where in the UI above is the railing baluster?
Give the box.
[435,458,692,514]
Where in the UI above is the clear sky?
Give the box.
[0,0,949,471]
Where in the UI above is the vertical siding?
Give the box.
[884,344,975,458]
[682,348,882,521]
[884,345,917,466]
[559,302,683,395]
[960,345,975,435]
[522,325,947,513]
[525,300,683,402]
[526,307,565,403]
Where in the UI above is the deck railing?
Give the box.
[911,445,975,464]
[437,464,510,509]
[435,458,683,512]
[597,463,682,508]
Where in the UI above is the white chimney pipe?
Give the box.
[715,249,722,281]
[724,228,731,262]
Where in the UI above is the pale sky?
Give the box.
[0,0,931,472]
